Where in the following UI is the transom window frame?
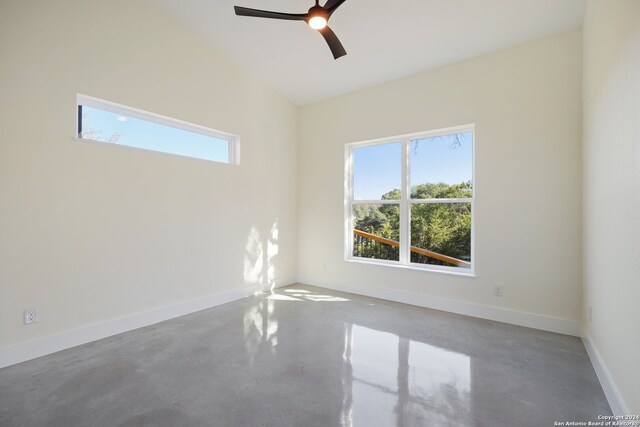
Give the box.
[344,124,476,276]
[76,94,240,165]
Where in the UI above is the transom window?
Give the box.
[345,125,474,275]
[77,94,239,164]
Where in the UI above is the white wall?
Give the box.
[298,31,583,331]
[0,0,297,350]
[583,0,640,414]
[2,4,635,414]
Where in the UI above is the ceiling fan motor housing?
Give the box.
[308,5,329,21]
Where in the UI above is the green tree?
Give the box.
[353,181,472,267]
[411,181,472,199]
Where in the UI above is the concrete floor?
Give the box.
[0,284,610,426]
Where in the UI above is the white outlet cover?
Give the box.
[24,309,39,325]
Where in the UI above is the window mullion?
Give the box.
[399,139,410,264]
[346,146,354,260]
[351,199,400,205]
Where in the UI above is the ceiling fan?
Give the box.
[234,0,348,59]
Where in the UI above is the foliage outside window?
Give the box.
[346,126,474,274]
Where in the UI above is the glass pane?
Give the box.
[410,203,471,268]
[79,105,230,163]
[352,204,400,261]
[410,132,473,199]
[353,143,401,200]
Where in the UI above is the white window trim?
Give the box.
[344,124,476,277]
[75,94,240,165]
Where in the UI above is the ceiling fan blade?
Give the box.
[318,26,347,59]
[234,6,308,21]
[323,0,346,15]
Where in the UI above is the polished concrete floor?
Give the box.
[0,284,610,426]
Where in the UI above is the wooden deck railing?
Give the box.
[353,229,471,268]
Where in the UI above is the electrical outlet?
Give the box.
[24,309,38,325]
[589,306,592,323]
[493,286,504,297]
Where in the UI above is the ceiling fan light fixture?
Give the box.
[308,15,327,30]
[234,0,348,59]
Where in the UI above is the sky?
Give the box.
[80,106,229,163]
[81,106,471,190]
[353,132,473,200]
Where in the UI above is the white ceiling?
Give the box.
[152,0,586,105]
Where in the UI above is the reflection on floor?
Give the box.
[0,284,610,427]
[344,324,472,426]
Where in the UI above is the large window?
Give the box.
[77,94,239,164]
[346,125,474,274]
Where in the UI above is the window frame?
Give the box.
[344,124,475,276]
[76,94,240,165]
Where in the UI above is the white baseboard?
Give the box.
[297,276,581,336]
[0,283,267,369]
[266,276,297,291]
[582,330,630,415]
[0,275,578,370]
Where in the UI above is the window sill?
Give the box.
[345,257,476,278]
[71,137,237,166]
